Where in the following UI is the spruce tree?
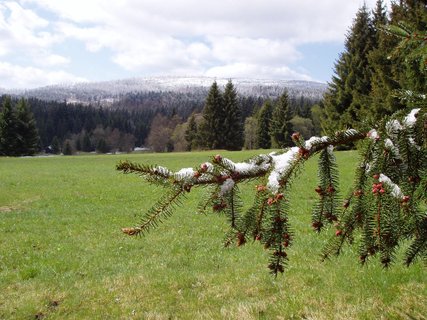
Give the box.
[388,0,427,95]
[323,5,376,132]
[15,98,40,156]
[184,114,198,151]
[368,0,402,119]
[0,96,19,156]
[222,80,243,151]
[199,81,224,149]
[256,100,273,149]
[270,91,293,148]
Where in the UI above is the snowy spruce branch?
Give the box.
[117,108,427,276]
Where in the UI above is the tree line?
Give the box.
[0,84,320,155]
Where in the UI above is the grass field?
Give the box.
[0,150,426,319]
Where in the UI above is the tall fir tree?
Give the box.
[15,98,40,156]
[184,114,199,151]
[199,81,225,149]
[388,0,427,95]
[222,80,243,151]
[368,0,402,119]
[256,100,273,149]
[323,5,376,132]
[270,91,293,148]
[0,96,19,156]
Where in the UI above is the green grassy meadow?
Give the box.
[0,150,426,319]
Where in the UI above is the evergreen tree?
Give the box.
[388,0,427,95]
[256,100,273,149]
[15,98,40,156]
[368,0,402,119]
[222,80,243,151]
[270,91,293,148]
[199,81,224,149]
[0,96,19,156]
[184,114,198,151]
[323,5,376,132]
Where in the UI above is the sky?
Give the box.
[0,0,390,89]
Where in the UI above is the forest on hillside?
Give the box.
[0,89,321,154]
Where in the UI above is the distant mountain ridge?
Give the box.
[1,76,327,106]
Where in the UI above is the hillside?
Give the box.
[1,76,327,106]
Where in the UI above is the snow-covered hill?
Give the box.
[1,76,327,105]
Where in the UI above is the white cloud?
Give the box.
[0,1,58,53]
[0,0,392,88]
[0,61,86,89]
[37,53,70,67]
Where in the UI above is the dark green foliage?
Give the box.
[312,148,340,233]
[322,1,427,133]
[270,91,293,148]
[0,96,40,156]
[222,80,243,151]
[14,97,148,150]
[199,81,245,150]
[323,5,376,133]
[0,96,19,156]
[256,100,273,149]
[199,81,224,149]
[184,114,199,151]
[15,98,40,156]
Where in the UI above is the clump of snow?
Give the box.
[219,178,235,196]
[234,162,257,172]
[365,162,372,173]
[267,147,300,192]
[154,166,171,176]
[174,167,195,179]
[384,138,393,149]
[384,139,400,157]
[403,108,420,127]
[367,129,380,140]
[225,155,271,174]
[379,174,403,199]
[305,136,329,150]
[346,129,359,135]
